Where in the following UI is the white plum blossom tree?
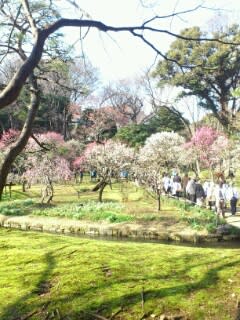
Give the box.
[135,131,185,210]
[83,141,135,202]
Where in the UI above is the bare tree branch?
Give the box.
[0,11,239,110]
[31,134,51,151]
[20,0,38,37]
[142,4,204,25]
[0,4,22,64]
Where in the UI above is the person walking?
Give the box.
[182,173,189,198]
[186,177,196,204]
[214,182,226,218]
[195,179,206,207]
[227,183,239,216]
[206,181,216,210]
[162,173,172,195]
[171,180,182,198]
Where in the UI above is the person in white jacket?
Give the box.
[162,173,171,195]
[206,181,216,210]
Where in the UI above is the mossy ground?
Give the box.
[1,179,240,319]
[0,228,240,320]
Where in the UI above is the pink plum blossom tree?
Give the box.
[184,126,231,178]
[23,132,72,203]
[0,129,20,149]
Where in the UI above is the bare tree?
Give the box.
[102,80,145,124]
[143,71,193,136]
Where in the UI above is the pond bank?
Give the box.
[1,214,240,244]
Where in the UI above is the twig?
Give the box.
[84,311,110,320]
[141,286,145,314]
[17,310,38,320]
[13,302,51,320]
[66,249,78,256]
[110,308,123,319]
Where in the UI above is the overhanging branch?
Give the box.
[0,16,239,110]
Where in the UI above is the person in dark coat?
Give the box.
[186,178,196,203]
[195,180,206,206]
[182,173,189,198]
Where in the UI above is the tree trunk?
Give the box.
[0,120,5,133]
[22,179,27,192]
[41,177,54,204]
[210,169,214,182]
[0,74,39,200]
[195,160,200,177]
[219,96,230,128]
[63,105,68,141]
[157,190,161,211]
[98,182,108,202]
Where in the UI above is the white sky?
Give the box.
[61,0,240,84]
[58,0,240,120]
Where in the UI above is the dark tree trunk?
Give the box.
[92,179,108,202]
[0,74,39,200]
[22,180,27,192]
[0,120,5,133]
[98,182,108,202]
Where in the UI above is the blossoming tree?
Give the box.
[184,126,232,179]
[135,132,185,210]
[83,141,135,202]
[23,132,72,203]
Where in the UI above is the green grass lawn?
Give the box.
[1,179,180,224]
[0,228,240,320]
[0,179,219,232]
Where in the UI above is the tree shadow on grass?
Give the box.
[65,257,240,319]
[18,251,238,320]
[32,203,56,209]
[1,247,240,320]
[0,252,55,320]
[10,189,41,199]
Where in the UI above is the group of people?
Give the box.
[162,172,239,217]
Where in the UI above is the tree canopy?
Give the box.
[153,25,240,129]
[115,106,187,147]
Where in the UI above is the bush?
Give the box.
[206,223,217,233]
[181,207,220,231]
[0,199,34,216]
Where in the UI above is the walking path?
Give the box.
[225,212,240,229]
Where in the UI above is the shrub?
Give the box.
[0,199,35,216]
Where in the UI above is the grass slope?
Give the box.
[0,228,240,319]
[1,180,219,232]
